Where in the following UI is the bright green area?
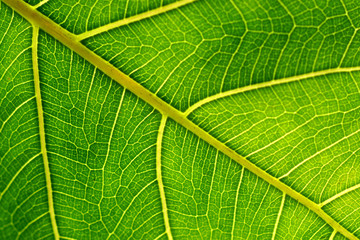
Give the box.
[0,3,53,239]
[189,70,360,237]
[84,0,360,111]
[189,72,360,203]
[36,0,179,34]
[324,189,360,237]
[1,0,360,239]
[38,31,164,239]
[162,119,282,239]
[275,196,332,239]
[162,119,336,239]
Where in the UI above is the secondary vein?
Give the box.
[272,192,286,240]
[184,66,360,116]
[319,183,360,207]
[156,115,173,240]
[5,1,358,239]
[231,166,244,239]
[76,0,197,40]
[32,25,60,239]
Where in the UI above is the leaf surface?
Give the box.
[0,0,359,239]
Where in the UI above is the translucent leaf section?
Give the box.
[36,0,179,34]
[188,72,360,238]
[83,0,247,111]
[161,119,337,239]
[37,32,165,239]
[84,0,360,111]
[189,73,360,197]
[1,0,360,239]
[0,3,53,239]
[275,197,332,239]
[323,189,360,238]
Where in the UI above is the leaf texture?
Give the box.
[0,0,359,239]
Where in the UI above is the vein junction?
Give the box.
[3,0,359,239]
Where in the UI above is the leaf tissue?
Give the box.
[0,0,359,239]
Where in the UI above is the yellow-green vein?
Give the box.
[231,166,244,240]
[4,0,358,239]
[32,0,48,9]
[330,230,337,240]
[279,128,360,179]
[0,152,40,200]
[16,211,49,240]
[184,66,360,116]
[319,183,360,207]
[32,25,59,240]
[157,115,173,240]
[272,192,286,240]
[0,95,34,133]
[100,85,126,234]
[76,0,197,41]
[107,179,157,239]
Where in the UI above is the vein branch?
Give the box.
[0,153,41,200]
[330,230,337,240]
[32,25,60,239]
[319,183,360,207]
[156,115,173,240]
[32,0,49,9]
[5,1,358,239]
[76,0,197,41]
[231,166,244,239]
[272,192,286,240]
[184,66,360,116]
[279,128,360,179]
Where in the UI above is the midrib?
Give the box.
[4,0,357,239]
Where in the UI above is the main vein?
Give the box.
[32,25,60,239]
[5,0,357,239]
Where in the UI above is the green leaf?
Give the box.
[1,0,359,239]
